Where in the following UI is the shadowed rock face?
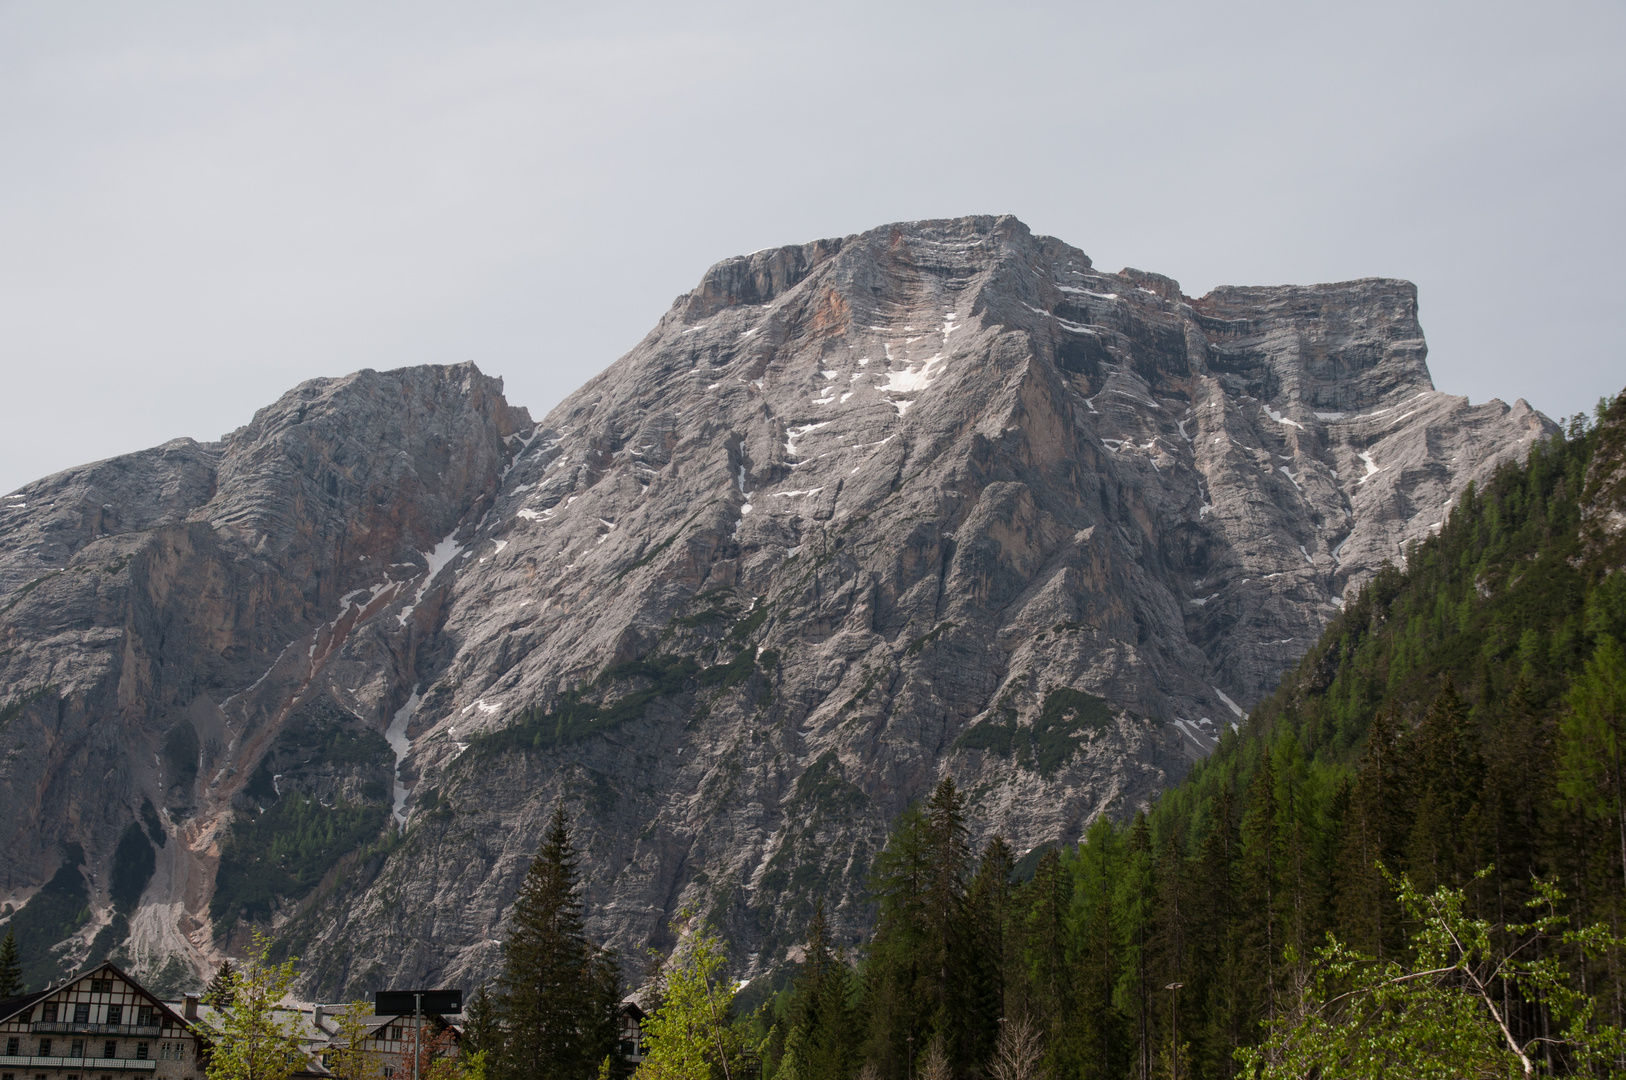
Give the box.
[0,216,1550,995]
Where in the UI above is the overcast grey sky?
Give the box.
[1,1,1621,495]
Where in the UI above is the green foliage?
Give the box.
[0,928,21,997]
[324,1001,387,1080]
[904,622,956,657]
[726,600,771,643]
[1239,872,1626,1078]
[468,644,774,760]
[636,920,750,1080]
[494,807,620,1080]
[197,931,309,1080]
[954,688,1113,777]
[762,904,855,1080]
[210,793,388,923]
[3,843,90,990]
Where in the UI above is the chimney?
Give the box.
[313,1004,326,1030]
[183,994,198,1020]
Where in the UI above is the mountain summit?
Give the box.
[0,215,1551,994]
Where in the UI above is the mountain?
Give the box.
[757,390,1626,1080]
[0,215,1552,995]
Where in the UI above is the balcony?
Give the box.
[0,1056,157,1071]
[29,1023,164,1037]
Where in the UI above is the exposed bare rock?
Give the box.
[0,216,1551,996]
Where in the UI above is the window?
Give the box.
[5,1038,17,1056]
[71,1040,85,1058]
[90,981,110,996]
[104,1007,121,1028]
[102,1042,115,1060]
[37,1040,51,1057]
[135,1044,147,1061]
[383,1068,395,1078]
[136,1008,152,1029]
[41,1004,57,1024]
[73,1005,88,1025]
[389,1027,402,1042]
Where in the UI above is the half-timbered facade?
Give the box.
[0,963,202,1080]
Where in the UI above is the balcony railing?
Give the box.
[0,1055,158,1071]
[29,1022,164,1037]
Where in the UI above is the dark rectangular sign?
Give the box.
[374,990,463,1015]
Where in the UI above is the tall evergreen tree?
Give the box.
[204,959,238,1008]
[0,929,21,997]
[964,837,1016,1069]
[859,778,977,1079]
[495,806,620,1080]
[460,984,502,1061]
[776,904,854,1080]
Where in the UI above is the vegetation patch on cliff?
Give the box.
[210,793,388,925]
[468,644,775,758]
[954,687,1113,778]
[2,843,90,989]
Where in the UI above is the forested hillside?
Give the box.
[747,389,1626,1079]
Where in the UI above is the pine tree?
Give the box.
[1116,814,1155,1080]
[920,776,973,1066]
[0,928,22,997]
[495,806,620,1080]
[965,836,1016,1067]
[1406,680,1485,892]
[859,778,977,1079]
[204,959,238,1008]
[1072,817,1129,1080]
[776,904,854,1080]
[460,985,501,1060]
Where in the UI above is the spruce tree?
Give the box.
[965,836,1016,1067]
[495,806,619,1080]
[204,959,238,1007]
[778,904,854,1080]
[0,928,21,997]
[460,984,501,1061]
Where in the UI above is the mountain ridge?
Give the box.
[0,214,1552,995]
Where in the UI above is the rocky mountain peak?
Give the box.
[0,216,1551,998]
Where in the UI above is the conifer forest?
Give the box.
[465,393,1626,1079]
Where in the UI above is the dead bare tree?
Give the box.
[989,1015,1046,1080]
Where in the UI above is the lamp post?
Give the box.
[1165,983,1184,1080]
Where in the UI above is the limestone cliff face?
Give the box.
[0,217,1550,995]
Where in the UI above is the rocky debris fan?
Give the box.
[0,215,1551,997]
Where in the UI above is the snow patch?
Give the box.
[385,690,421,825]
[784,422,831,458]
[397,530,464,626]
[1357,450,1382,485]
[1213,687,1247,719]
[1265,406,1304,430]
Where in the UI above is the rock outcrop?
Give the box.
[0,216,1552,996]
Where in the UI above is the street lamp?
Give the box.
[1165,983,1184,1080]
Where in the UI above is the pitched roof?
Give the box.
[0,988,52,1025]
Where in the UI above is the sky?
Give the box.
[1,1,1622,495]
